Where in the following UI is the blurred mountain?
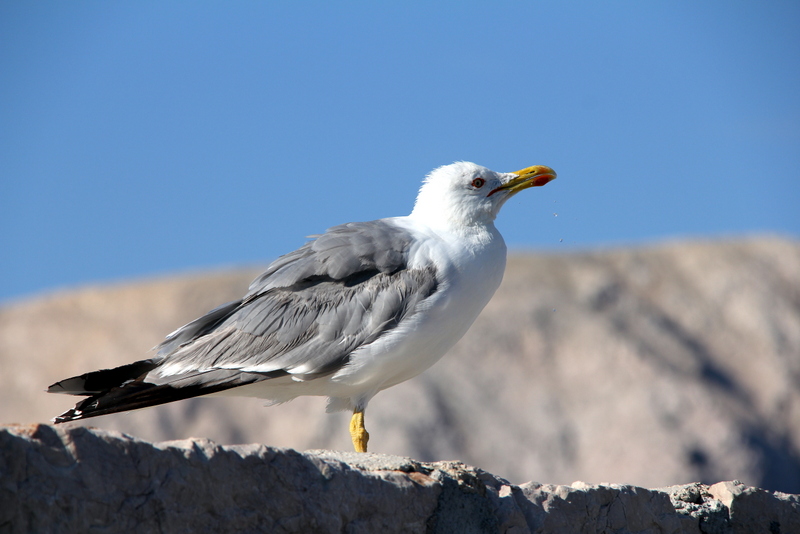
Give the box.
[2,236,798,492]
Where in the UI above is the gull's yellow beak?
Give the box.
[488,165,557,197]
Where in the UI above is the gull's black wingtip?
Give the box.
[47,359,160,396]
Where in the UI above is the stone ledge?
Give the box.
[1,424,798,533]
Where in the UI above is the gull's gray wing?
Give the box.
[158,259,438,378]
[156,219,429,372]
[159,220,435,374]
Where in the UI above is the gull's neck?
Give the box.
[409,193,497,237]
[408,206,497,238]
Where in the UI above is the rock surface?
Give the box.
[2,236,800,493]
[1,424,798,534]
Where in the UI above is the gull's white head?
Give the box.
[410,161,556,229]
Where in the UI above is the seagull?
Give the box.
[48,161,556,452]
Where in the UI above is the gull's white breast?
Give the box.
[324,216,508,401]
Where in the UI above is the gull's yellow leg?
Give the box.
[349,410,369,452]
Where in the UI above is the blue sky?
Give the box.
[2,2,798,303]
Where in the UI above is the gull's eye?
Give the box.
[471,178,485,189]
